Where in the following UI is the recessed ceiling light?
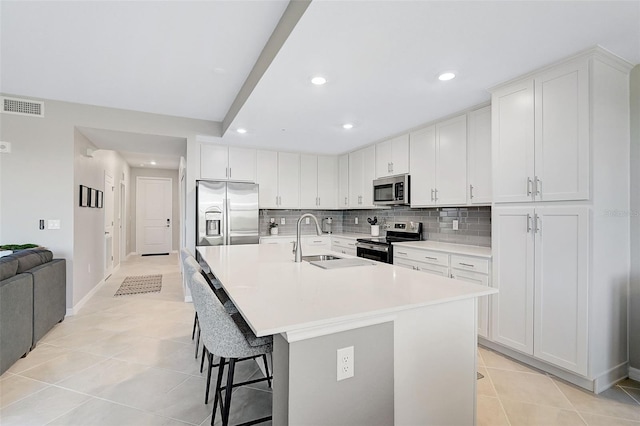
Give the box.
[438,72,456,81]
[150,161,157,165]
[311,76,327,85]
[343,123,354,130]
[237,128,247,134]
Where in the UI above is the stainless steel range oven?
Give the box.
[356,221,422,264]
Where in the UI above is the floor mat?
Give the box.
[114,274,162,296]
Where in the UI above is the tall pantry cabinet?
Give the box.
[488,48,633,392]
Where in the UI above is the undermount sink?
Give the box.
[301,254,343,262]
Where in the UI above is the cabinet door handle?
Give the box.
[425,256,438,260]
[229,167,232,178]
[527,214,532,233]
[345,197,348,205]
[434,189,438,202]
[534,176,541,197]
[431,189,435,201]
[534,214,541,234]
[318,197,321,206]
[226,167,229,178]
[527,177,533,196]
[458,263,475,268]
[396,251,408,255]
[469,184,474,200]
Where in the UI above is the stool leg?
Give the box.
[222,358,236,426]
[200,346,207,373]
[205,351,214,404]
[195,326,201,359]
[192,312,198,340]
[212,357,226,426]
[262,354,272,388]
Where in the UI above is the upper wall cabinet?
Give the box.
[410,115,467,207]
[492,58,589,203]
[201,144,257,182]
[376,134,410,178]
[300,154,338,209]
[338,154,349,208]
[256,150,300,209]
[467,106,492,204]
[349,145,376,208]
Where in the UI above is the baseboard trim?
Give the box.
[594,362,629,393]
[629,366,640,381]
[66,277,107,316]
[479,338,596,391]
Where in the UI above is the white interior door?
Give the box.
[137,177,172,255]
[104,173,115,278]
[120,181,126,262]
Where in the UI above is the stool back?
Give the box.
[188,271,270,359]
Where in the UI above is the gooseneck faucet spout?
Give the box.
[294,213,323,262]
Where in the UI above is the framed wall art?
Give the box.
[79,185,90,207]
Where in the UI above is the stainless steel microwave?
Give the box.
[373,174,410,205]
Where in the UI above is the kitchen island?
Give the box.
[197,243,496,425]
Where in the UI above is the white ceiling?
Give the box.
[2,1,640,166]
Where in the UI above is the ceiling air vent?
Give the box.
[1,96,44,117]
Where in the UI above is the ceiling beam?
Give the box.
[221,0,312,134]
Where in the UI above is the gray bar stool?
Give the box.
[188,271,273,426]
[180,248,200,357]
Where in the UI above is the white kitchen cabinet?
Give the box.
[256,150,299,208]
[409,115,467,207]
[436,115,468,205]
[409,126,437,206]
[492,58,589,203]
[260,235,330,251]
[338,154,349,208]
[450,268,490,338]
[300,155,338,209]
[376,134,409,178]
[331,236,357,256]
[467,106,492,204]
[201,144,256,182]
[491,206,588,375]
[485,48,632,392]
[348,145,376,208]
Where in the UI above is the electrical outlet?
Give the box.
[337,346,354,381]
[355,217,358,225]
[305,217,310,224]
[280,217,286,225]
[270,218,275,224]
[0,141,11,153]
[453,219,459,231]
[48,219,61,230]
[88,264,91,273]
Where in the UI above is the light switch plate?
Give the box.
[0,141,11,153]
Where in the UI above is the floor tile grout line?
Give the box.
[619,385,640,405]
[42,396,94,426]
[481,363,512,426]
[547,373,580,411]
[0,382,54,411]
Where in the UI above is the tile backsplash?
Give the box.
[260,206,491,247]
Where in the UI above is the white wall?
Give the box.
[129,167,180,253]
[630,65,640,371]
[0,94,221,310]
[73,130,130,308]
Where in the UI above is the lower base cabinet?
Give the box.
[393,247,491,338]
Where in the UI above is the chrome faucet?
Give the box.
[294,213,323,262]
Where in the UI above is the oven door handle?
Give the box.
[356,242,389,253]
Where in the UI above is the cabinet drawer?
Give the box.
[450,255,489,274]
[395,259,450,277]
[394,247,449,266]
[303,236,331,246]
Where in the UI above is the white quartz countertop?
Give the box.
[197,244,496,337]
[393,241,492,258]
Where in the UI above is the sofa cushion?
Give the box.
[0,256,19,281]
[13,249,53,274]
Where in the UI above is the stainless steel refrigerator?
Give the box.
[196,181,259,246]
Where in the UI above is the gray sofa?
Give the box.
[0,249,66,375]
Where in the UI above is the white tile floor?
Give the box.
[1,253,639,425]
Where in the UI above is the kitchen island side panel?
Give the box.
[275,322,394,426]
